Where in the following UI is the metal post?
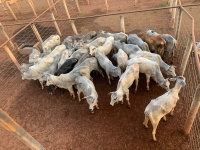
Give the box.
[3,45,20,71]
[180,36,193,76]
[75,0,81,13]
[50,11,62,36]
[28,0,37,17]
[175,8,182,40]
[71,21,78,35]
[0,22,15,49]
[0,108,46,150]
[5,1,17,20]
[63,0,71,19]
[120,15,125,33]
[184,84,200,135]
[104,0,109,11]
[31,23,43,44]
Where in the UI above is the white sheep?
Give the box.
[109,63,139,107]
[90,36,114,56]
[42,35,60,55]
[127,56,170,91]
[29,48,41,65]
[46,65,91,99]
[75,76,99,113]
[129,51,176,77]
[112,48,128,72]
[95,51,121,85]
[143,76,186,141]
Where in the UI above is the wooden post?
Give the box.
[86,0,89,5]
[134,0,138,6]
[3,45,20,71]
[169,0,173,12]
[71,21,78,35]
[184,84,200,135]
[63,0,71,19]
[75,0,81,13]
[31,23,43,44]
[171,0,177,29]
[5,1,17,20]
[0,108,46,150]
[50,0,58,14]
[14,1,22,14]
[104,0,109,11]
[28,0,37,17]
[180,36,193,76]
[120,15,125,33]
[50,11,62,36]
[175,8,182,41]
[0,22,15,49]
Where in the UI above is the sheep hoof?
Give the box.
[91,110,94,114]
[153,138,157,142]
[143,123,149,128]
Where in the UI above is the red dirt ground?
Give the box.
[0,0,199,150]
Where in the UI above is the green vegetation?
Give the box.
[160,2,169,7]
[78,12,85,17]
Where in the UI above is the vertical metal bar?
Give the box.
[180,36,193,76]
[0,108,46,150]
[3,45,20,71]
[0,22,15,49]
[75,0,81,13]
[50,11,62,36]
[31,23,43,44]
[120,15,125,33]
[70,21,78,35]
[175,8,182,40]
[63,0,71,19]
[104,0,109,11]
[184,84,200,135]
[28,0,37,17]
[5,1,17,20]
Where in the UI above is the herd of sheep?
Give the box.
[20,30,187,141]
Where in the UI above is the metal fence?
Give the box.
[0,0,200,149]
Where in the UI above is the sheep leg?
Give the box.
[150,118,160,142]
[77,90,81,102]
[170,107,175,116]
[135,78,139,93]
[98,69,104,77]
[96,103,99,109]
[146,74,151,91]
[68,86,75,99]
[143,116,149,128]
[40,81,44,89]
[125,90,131,107]
[107,73,111,85]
